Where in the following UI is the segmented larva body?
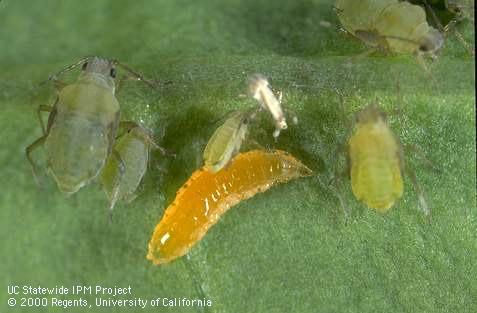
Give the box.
[147,150,312,265]
[348,105,403,212]
[336,0,444,54]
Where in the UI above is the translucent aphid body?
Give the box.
[100,126,153,210]
[27,57,120,194]
[147,150,312,265]
[203,111,251,173]
[26,57,153,195]
[248,74,288,139]
[348,105,403,212]
[335,0,444,55]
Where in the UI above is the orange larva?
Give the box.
[147,149,312,265]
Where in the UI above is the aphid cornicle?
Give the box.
[248,74,292,139]
[335,0,444,57]
[100,124,162,212]
[203,110,255,173]
[348,105,404,212]
[410,0,475,55]
[26,56,152,194]
[147,149,312,265]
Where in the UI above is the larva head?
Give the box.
[355,105,387,126]
[277,150,313,178]
[248,73,270,100]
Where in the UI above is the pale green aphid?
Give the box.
[26,56,153,194]
[203,110,254,173]
[100,123,163,212]
[335,0,444,58]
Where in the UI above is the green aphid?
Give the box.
[335,0,444,58]
[100,124,163,212]
[26,56,153,194]
[203,110,255,173]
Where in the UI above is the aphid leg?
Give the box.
[124,192,139,204]
[273,129,281,141]
[424,0,474,56]
[333,177,351,221]
[107,149,126,223]
[332,5,343,15]
[246,139,265,151]
[415,52,436,84]
[25,135,47,186]
[325,139,351,220]
[284,107,299,125]
[209,110,239,126]
[119,121,174,157]
[345,47,378,65]
[400,145,431,219]
[115,75,139,95]
[36,105,53,135]
[445,20,475,55]
[113,61,168,89]
[404,144,441,173]
[452,28,475,55]
[277,90,283,104]
[404,165,431,219]
[52,79,68,92]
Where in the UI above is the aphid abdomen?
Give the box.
[203,112,247,172]
[44,77,120,194]
[45,114,109,194]
[351,156,403,212]
[348,123,403,213]
[335,0,395,35]
[147,150,312,265]
[101,130,148,201]
[60,82,119,121]
[374,2,431,53]
[336,0,443,54]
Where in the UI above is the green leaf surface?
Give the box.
[0,0,475,312]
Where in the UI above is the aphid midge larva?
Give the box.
[147,149,312,265]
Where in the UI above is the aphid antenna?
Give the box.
[404,165,431,219]
[423,0,445,30]
[41,56,92,86]
[404,144,442,174]
[112,60,158,89]
[415,52,437,84]
[208,109,237,126]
